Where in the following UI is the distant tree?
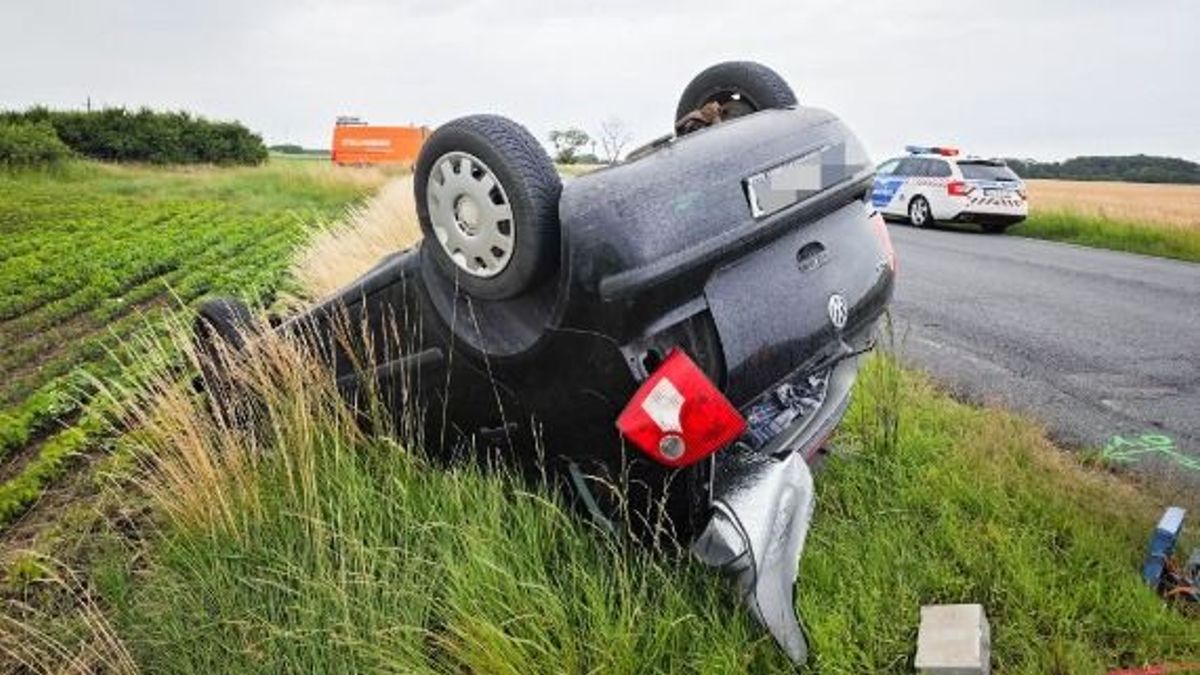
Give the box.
[1005,155,1200,184]
[548,128,591,164]
[270,144,305,154]
[597,117,632,164]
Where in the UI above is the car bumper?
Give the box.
[693,353,862,665]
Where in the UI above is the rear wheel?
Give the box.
[193,298,255,406]
[982,223,1009,234]
[415,115,562,300]
[675,61,797,128]
[908,196,933,228]
[195,298,254,352]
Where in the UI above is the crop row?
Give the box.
[0,421,96,526]
[0,200,232,319]
[0,161,370,529]
[0,222,304,446]
[0,324,177,528]
[2,210,301,385]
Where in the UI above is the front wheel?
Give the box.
[908,196,933,228]
[415,115,562,300]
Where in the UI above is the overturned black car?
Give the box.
[198,61,895,663]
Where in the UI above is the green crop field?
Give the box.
[0,160,382,527]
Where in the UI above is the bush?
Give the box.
[0,107,267,166]
[0,120,72,168]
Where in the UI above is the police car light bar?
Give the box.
[905,145,959,156]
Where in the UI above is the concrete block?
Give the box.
[914,604,991,675]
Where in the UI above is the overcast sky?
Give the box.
[3,0,1197,162]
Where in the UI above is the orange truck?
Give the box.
[331,117,430,165]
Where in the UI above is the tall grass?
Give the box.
[1011,209,1200,263]
[83,313,788,674]
[0,556,136,674]
[5,310,1197,672]
[290,175,421,302]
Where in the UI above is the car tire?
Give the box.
[193,298,256,404]
[195,297,255,351]
[415,115,562,300]
[908,196,933,228]
[675,61,798,124]
[982,223,1009,234]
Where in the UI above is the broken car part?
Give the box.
[1141,507,1199,604]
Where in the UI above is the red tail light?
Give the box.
[947,181,973,197]
[616,349,746,468]
[1017,189,1028,201]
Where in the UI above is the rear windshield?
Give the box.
[959,162,1019,181]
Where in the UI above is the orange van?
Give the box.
[331,121,430,165]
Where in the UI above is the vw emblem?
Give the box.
[827,293,848,330]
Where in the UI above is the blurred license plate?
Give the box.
[746,152,823,218]
[746,143,861,218]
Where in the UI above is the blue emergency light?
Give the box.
[905,145,960,156]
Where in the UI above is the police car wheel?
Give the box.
[415,115,562,300]
[675,61,798,125]
[982,223,1009,235]
[908,196,932,228]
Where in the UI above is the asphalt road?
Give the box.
[888,223,1200,480]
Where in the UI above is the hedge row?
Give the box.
[0,107,267,166]
[0,120,73,168]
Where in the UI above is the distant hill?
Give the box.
[1006,155,1200,185]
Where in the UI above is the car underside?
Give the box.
[196,61,895,664]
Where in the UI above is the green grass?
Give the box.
[1011,209,1200,263]
[32,336,1190,674]
[804,357,1198,672]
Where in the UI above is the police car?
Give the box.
[872,146,1028,233]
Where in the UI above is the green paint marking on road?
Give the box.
[1100,433,1200,472]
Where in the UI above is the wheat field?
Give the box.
[1027,179,1200,228]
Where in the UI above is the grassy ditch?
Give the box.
[3,319,1196,674]
[1011,209,1200,263]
